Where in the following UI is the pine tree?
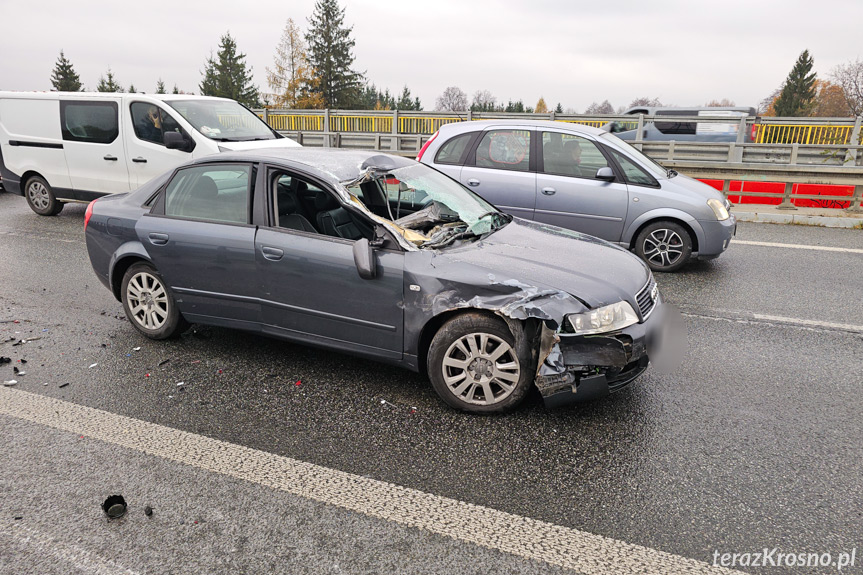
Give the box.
[774,49,817,117]
[396,86,421,110]
[96,69,123,92]
[306,0,363,108]
[172,84,180,94]
[50,51,82,92]
[156,79,166,94]
[267,18,323,109]
[555,102,563,114]
[128,84,137,94]
[200,33,260,107]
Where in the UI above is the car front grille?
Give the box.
[635,277,657,319]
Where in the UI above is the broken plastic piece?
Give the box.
[2,380,17,387]
[176,381,185,387]
[295,380,302,386]
[0,357,10,364]
[158,359,171,367]
[88,363,98,369]
[102,495,127,519]
[144,505,153,517]
[19,359,27,364]
[133,347,141,351]
[59,382,70,388]
[145,373,150,378]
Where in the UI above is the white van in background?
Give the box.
[0,92,300,215]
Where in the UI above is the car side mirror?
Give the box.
[596,167,615,181]
[164,131,192,152]
[353,237,377,280]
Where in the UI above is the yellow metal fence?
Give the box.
[261,112,859,145]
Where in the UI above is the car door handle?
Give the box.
[148,233,169,246]
[261,246,284,261]
[541,187,556,196]
[132,157,147,163]
[467,178,481,187]
[103,155,118,161]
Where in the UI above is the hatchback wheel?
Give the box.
[25,176,63,216]
[427,313,532,413]
[121,263,189,339]
[635,221,693,272]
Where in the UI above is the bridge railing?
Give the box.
[255,109,863,146]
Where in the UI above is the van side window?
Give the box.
[609,149,658,187]
[163,165,252,224]
[60,101,119,144]
[475,130,530,172]
[131,103,183,145]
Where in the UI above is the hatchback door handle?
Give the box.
[261,246,284,261]
[148,232,169,246]
[467,178,480,187]
[132,157,147,163]
[103,155,118,161]
[541,187,556,195]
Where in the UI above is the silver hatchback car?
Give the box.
[418,120,736,272]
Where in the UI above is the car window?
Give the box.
[164,165,251,224]
[435,132,474,165]
[475,130,530,172]
[541,132,609,179]
[608,150,658,187]
[131,103,183,145]
[60,101,118,144]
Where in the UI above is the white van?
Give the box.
[0,91,300,215]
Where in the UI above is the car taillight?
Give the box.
[750,123,759,142]
[416,131,438,161]
[84,199,96,231]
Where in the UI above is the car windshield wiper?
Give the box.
[473,211,512,232]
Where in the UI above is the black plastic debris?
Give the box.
[144,505,153,517]
[13,366,19,374]
[13,516,22,520]
[19,359,27,364]
[158,359,171,367]
[102,495,127,519]
[59,382,70,388]
[0,357,10,364]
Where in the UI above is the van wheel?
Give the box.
[25,176,64,216]
[635,221,692,272]
[427,313,532,413]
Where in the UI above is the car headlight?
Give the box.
[568,301,639,335]
[707,198,729,221]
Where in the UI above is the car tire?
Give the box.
[634,221,693,273]
[121,262,189,340]
[25,175,63,216]
[427,313,532,413]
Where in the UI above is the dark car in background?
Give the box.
[85,149,672,412]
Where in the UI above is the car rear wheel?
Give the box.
[25,176,63,216]
[427,313,532,413]
[635,221,692,273]
[121,262,189,339]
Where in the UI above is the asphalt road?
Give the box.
[1,192,862,574]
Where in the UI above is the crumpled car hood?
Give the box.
[435,218,650,309]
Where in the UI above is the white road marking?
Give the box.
[733,239,863,254]
[0,388,744,575]
[679,307,863,334]
[752,313,863,333]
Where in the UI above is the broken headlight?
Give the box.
[567,301,639,335]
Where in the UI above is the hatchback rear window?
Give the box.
[435,132,475,165]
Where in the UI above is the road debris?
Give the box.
[102,495,127,519]
[144,505,153,517]
[176,381,185,387]
[88,363,98,369]
[2,380,17,387]
[0,357,10,364]
[59,382,70,388]
[295,380,302,386]
[13,367,25,376]
[132,347,141,351]
[158,359,171,367]
[380,399,397,407]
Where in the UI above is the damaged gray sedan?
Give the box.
[85,149,673,412]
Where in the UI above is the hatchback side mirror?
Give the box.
[596,167,615,181]
[353,237,377,279]
[164,131,193,152]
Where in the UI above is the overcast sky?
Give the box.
[2,0,861,112]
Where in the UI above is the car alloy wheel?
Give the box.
[126,270,170,330]
[441,332,520,406]
[642,228,684,268]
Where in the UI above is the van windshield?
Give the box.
[165,99,275,142]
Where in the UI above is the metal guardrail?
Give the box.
[276,130,863,212]
[257,109,863,145]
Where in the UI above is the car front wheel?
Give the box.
[427,313,533,413]
[25,176,63,216]
[121,262,189,339]
[635,221,693,272]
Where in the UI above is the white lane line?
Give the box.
[752,313,863,333]
[0,388,743,575]
[679,307,863,334]
[6,523,141,575]
[733,240,863,254]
